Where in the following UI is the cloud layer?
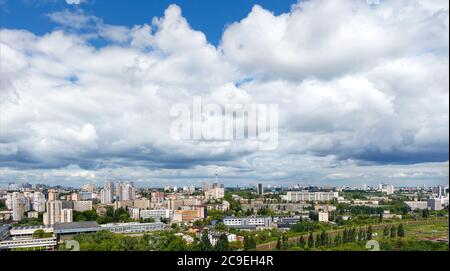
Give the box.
[0,1,448,187]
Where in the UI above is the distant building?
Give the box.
[12,192,26,221]
[405,201,428,210]
[172,207,206,222]
[47,190,59,201]
[318,212,329,222]
[428,198,444,211]
[100,222,165,233]
[128,206,140,220]
[204,183,225,200]
[32,192,46,212]
[286,191,338,202]
[82,183,96,193]
[101,181,114,204]
[140,209,173,221]
[256,183,264,195]
[379,184,395,195]
[73,201,93,212]
[223,216,272,229]
[27,211,39,219]
[44,201,73,225]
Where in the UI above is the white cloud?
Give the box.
[66,0,83,5]
[0,1,448,186]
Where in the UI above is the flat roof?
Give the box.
[12,225,52,230]
[53,221,100,231]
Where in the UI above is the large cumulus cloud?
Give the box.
[0,1,448,186]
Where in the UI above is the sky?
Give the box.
[0,0,449,188]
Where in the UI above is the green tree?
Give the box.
[199,231,213,251]
[383,226,390,239]
[276,236,282,250]
[282,233,289,249]
[422,209,429,219]
[307,232,314,248]
[397,224,405,238]
[215,234,230,251]
[32,229,46,238]
[367,225,373,240]
[298,235,306,248]
[343,228,348,243]
[243,235,256,251]
[390,226,397,238]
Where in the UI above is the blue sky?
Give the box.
[1,0,297,46]
[0,0,448,187]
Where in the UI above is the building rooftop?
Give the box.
[12,225,52,231]
[53,221,100,231]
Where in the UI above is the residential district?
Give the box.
[0,177,448,251]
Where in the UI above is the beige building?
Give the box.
[73,201,93,212]
[48,190,59,201]
[44,201,73,225]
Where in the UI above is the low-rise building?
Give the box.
[223,216,272,229]
[318,212,329,222]
[405,201,428,210]
[100,222,165,233]
[140,209,173,221]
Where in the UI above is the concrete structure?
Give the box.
[286,191,339,202]
[32,192,46,212]
[47,190,58,201]
[44,201,73,225]
[82,183,96,193]
[318,212,329,222]
[128,206,140,220]
[0,224,10,241]
[256,183,264,195]
[203,181,225,200]
[27,211,39,219]
[428,198,444,211]
[114,199,151,210]
[140,209,173,221]
[53,221,101,237]
[100,222,165,233]
[12,192,26,221]
[10,225,53,240]
[223,216,272,229]
[73,201,93,212]
[172,207,206,222]
[405,201,428,210]
[101,181,114,204]
[0,236,57,251]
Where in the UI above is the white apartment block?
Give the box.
[318,212,329,222]
[405,201,428,210]
[223,216,272,228]
[128,206,140,220]
[286,191,339,202]
[140,209,173,221]
[44,201,73,225]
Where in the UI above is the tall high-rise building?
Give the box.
[121,182,136,201]
[48,189,59,201]
[115,182,123,201]
[12,192,26,221]
[82,183,96,193]
[44,200,62,225]
[101,181,114,204]
[256,183,264,195]
[32,192,46,212]
[43,200,73,225]
[61,208,73,223]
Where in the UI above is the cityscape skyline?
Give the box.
[1,1,449,190]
